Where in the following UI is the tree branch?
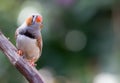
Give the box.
[0,31,44,83]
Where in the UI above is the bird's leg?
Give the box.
[27,58,37,67]
[17,49,23,56]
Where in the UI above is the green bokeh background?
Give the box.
[0,0,120,83]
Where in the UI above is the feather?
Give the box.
[36,35,43,52]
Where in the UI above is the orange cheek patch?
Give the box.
[26,16,32,26]
[36,16,42,23]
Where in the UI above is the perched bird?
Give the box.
[15,14,43,66]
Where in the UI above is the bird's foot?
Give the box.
[28,59,37,67]
[30,61,37,67]
[17,50,23,56]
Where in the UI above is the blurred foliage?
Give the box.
[0,0,119,83]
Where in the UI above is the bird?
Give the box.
[15,14,43,66]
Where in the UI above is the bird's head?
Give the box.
[26,14,43,29]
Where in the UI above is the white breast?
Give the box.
[16,35,40,61]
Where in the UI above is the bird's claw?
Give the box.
[17,50,23,56]
[30,62,37,67]
[28,59,37,67]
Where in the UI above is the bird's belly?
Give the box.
[16,35,40,61]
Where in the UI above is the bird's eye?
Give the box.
[32,15,34,18]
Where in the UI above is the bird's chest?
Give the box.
[16,35,40,59]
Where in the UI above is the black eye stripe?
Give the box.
[32,15,34,23]
[32,15,39,23]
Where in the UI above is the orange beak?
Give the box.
[36,16,42,23]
